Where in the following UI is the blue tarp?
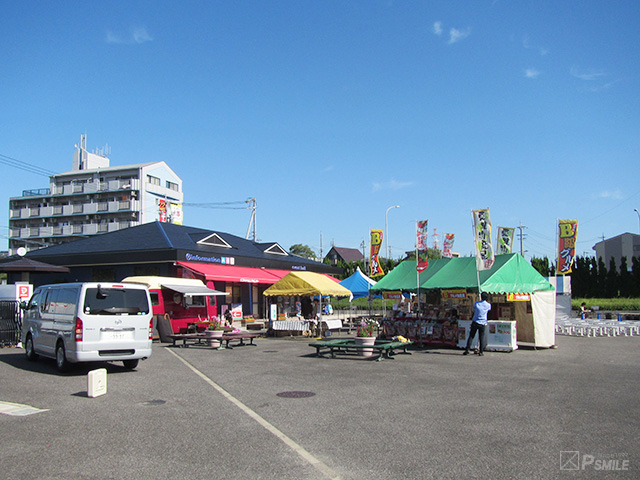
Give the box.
[339,267,377,299]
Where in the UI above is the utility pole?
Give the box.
[517,223,527,256]
[245,197,257,241]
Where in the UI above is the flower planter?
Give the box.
[354,336,377,357]
[205,329,224,348]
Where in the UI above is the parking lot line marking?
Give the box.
[0,401,49,416]
[167,349,341,480]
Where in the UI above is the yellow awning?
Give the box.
[263,271,352,297]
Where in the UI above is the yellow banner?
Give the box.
[557,220,578,274]
[370,229,384,277]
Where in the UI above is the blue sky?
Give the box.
[2,1,639,263]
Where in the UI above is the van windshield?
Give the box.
[83,288,150,315]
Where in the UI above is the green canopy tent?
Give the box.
[371,254,556,347]
[420,254,555,294]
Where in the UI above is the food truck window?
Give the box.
[173,292,183,305]
[185,295,205,307]
[149,292,159,306]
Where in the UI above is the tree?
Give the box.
[289,244,316,260]
[605,257,618,297]
[619,256,632,297]
[531,256,551,277]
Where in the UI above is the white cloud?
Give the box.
[597,189,623,200]
[106,26,153,45]
[570,66,606,81]
[372,179,414,192]
[433,21,443,36]
[448,27,471,44]
[525,68,541,79]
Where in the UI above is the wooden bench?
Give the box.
[220,333,261,348]
[309,338,413,361]
[168,332,262,348]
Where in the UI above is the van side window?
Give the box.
[28,289,43,310]
[56,288,78,315]
[43,289,60,314]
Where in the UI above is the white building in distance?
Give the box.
[8,135,183,255]
[592,232,640,271]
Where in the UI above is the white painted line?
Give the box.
[0,401,49,416]
[167,349,341,480]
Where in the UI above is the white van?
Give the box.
[21,282,153,371]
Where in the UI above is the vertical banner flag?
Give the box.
[370,229,385,277]
[473,208,495,271]
[416,220,429,272]
[443,233,455,258]
[557,219,578,274]
[496,227,515,254]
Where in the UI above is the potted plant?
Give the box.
[355,319,377,357]
[205,316,224,348]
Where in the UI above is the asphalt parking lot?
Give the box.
[1,333,638,480]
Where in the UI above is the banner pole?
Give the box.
[416,221,420,314]
[472,209,481,294]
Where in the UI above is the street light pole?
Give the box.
[385,205,400,260]
[634,209,640,234]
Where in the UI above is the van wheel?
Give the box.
[55,342,69,372]
[122,359,139,370]
[25,335,38,361]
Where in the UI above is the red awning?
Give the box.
[178,262,284,284]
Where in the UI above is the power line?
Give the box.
[0,153,57,177]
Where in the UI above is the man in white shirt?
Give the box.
[463,291,491,356]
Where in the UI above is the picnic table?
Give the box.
[309,338,413,361]
[167,332,261,348]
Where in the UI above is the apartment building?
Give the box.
[8,136,183,255]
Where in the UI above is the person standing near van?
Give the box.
[463,291,491,356]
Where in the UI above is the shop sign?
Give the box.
[507,293,530,301]
[441,289,467,299]
[184,252,235,264]
[383,291,402,300]
[17,283,33,301]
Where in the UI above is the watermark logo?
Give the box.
[560,451,630,471]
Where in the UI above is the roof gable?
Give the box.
[196,233,232,249]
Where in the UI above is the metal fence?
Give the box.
[0,301,21,346]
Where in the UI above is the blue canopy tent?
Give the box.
[339,267,378,299]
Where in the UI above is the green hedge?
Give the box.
[572,298,640,311]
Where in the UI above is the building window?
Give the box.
[147,175,161,186]
[166,181,179,191]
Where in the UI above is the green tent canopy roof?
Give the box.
[371,254,554,294]
[370,258,450,293]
